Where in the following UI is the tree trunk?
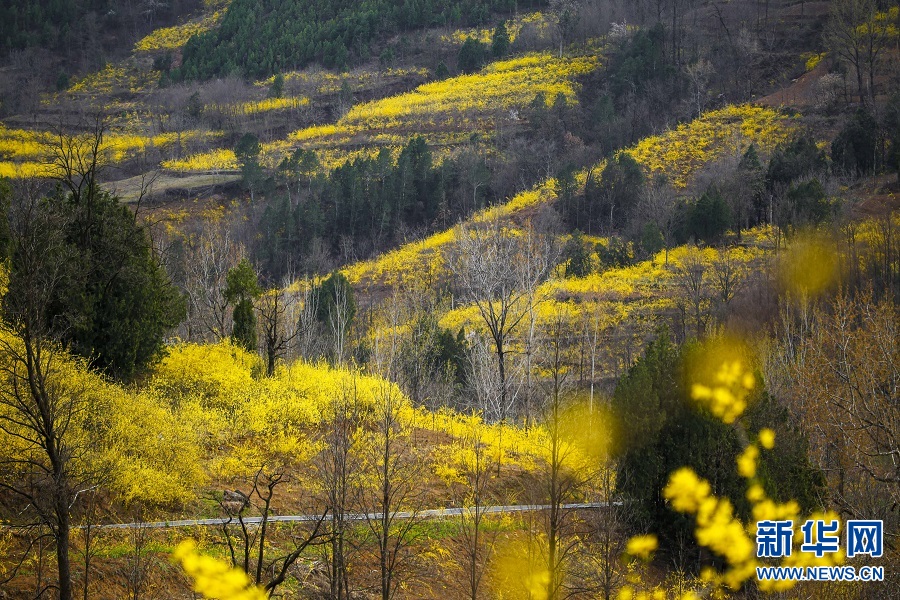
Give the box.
[56,506,73,600]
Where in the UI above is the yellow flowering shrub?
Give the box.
[134,10,224,52]
[206,96,309,116]
[0,125,219,176]
[67,62,159,95]
[620,359,845,598]
[627,105,795,188]
[150,340,258,411]
[172,541,268,600]
[163,148,240,172]
[0,330,203,507]
[440,11,550,44]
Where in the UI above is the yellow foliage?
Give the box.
[626,535,659,560]
[163,148,240,172]
[627,105,795,188]
[490,534,552,600]
[105,390,206,505]
[0,330,202,507]
[440,11,550,44]
[690,360,755,424]
[151,340,257,411]
[207,96,309,116]
[0,125,219,176]
[172,540,268,600]
[283,51,598,163]
[804,52,826,72]
[134,10,224,52]
[778,233,838,299]
[622,354,846,598]
[342,52,597,129]
[67,62,159,95]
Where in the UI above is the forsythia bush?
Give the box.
[627,105,795,188]
[172,541,268,600]
[0,330,203,507]
[619,356,844,598]
[134,11,225,52]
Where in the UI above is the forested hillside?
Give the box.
[0,0,898,598]
[176,0,547,78]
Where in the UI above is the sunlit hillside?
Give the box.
[1,1,898,598]
[341,105,794,290]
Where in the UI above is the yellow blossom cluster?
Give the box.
[0,161,52,178]
[342,52,597,128]
[440,11,550,44]
[206,95,310,116]
[627,105,795,188]
[690,360,756,424]
[258,66,428,95]
[0,125,219,176]
[283,51,597,158]
[162,148,239,172]
[67,62,159,95]
[134,10,224,52]
[162,138,295,172]
[855,7,899,38]
[803,52,826,72]
[172,541,268,600]
[620,360,845,599]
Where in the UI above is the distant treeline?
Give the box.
[175,0,546,79]
[0,0,109,54]
[256,135,500,279]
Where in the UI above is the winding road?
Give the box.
[87,502,618,530]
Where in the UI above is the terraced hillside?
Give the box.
[0,1,898,598]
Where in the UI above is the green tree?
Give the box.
[613,332,823,566]
[688,186,731,243]
[639,222,665,257]
[597,152,645,232]
[777,178,832,234]
[563,230,592,277]
[268,73,284,98]
[2,188,185,380]
[457,37,486,74]
[236,133,264,202]
[766,135,827,190]
[831,108,879,175]
[225,259,261,352]
[596,236,632,269]
[491,20,510,58]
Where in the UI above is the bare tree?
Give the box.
[550,0,581,57]
[825,0,892,106]
[258,287,300,376]
[451,219,553,422]
[671,247,712,340]
[685,59,714,118]
[0,180,96,600]
[357,384,426,600]
[317,382,363,600]
[183,220,243,341]
[454,419,499,600]
[796,291,900,507]
[329,279,353,365]
[124,520,152,600]
[219,465,329,596]
[536,310,606,600]
[709,248,747,324]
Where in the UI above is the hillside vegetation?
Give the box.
[0,0,899,598]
